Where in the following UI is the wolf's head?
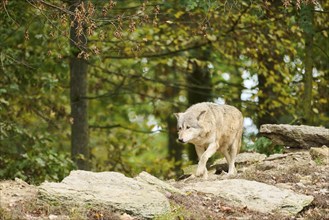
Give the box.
[174,110,206,144]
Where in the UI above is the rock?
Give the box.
[265,153,289,161]
[39,170,170,219]
[120,213,135,220]
[235,152,267,164]
[182,164,199,176]
[181,179,313,216]
[256,161,276,171]
[48,214,69,220]
[259,124,329,149]
[0,179,37,211]
[135,171,184,195]
[309,146,329,164]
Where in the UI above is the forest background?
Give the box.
[0,0,328,184]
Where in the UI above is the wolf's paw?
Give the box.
[218,170,236,179]
[228,168,237,176]
[195,166,207,178]
[195,167,204,177]
[202,172,208,180]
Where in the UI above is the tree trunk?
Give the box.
[162,64,183,172]
[68,0,90,170]
[187,47,212,163]
[256,1,287,128]
[257,70,279,128]
[167,113,183,171]
[231,66,243,110]
[300,4,314,125]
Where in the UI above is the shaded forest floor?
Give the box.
[0,150,328,220]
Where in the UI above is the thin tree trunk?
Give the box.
[300,4,314,125]
[257,68,279,128]
[167,113,183,171]
[187,47,212,163]
[164,65,183,172]
[68,0,90,170]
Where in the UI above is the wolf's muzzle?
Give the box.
[178,138,185,143]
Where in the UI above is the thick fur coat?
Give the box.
[175,102,243,178]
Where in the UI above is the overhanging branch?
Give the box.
[103,40,211,59]
[89,124,165,134]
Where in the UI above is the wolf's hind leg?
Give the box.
[227,139,240,175]
[222,147,233,173]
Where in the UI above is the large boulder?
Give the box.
[259,124,329,149]
[38,170,170,219]
[181,179,313,216]
[135,171,184,195]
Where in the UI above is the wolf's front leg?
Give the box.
[195,145,205,160]
[196,164,207,179]
[196,142,218,179]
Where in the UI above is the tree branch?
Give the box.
[225,2,251,34]
[28,0,74,15]
[89,124,165,134]
[103,40,211,59]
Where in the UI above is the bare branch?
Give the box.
[27,0,74,15]
[89,124,165,134]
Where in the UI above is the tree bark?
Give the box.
[300,4,314,125]
[162,64,183,172]
[187,47,212,163]
[68,0,90,170]
[167,113,183,171]
[256,1,286,128]
[257,62,282,128]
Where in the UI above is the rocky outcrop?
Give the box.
[39,171,170,219]
[180,179,314,216]
[259,124,329,148]
[3,150,325,219]
[135,171,184,195]
[310,146,329,164]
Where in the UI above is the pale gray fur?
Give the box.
[175,102,243,179]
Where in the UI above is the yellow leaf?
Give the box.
[50,110,56,118]
[319,98,327,104]
[174,11,184,18]
[206,34,217,41]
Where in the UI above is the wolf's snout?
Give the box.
[178,138,185,143]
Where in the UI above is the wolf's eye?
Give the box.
[186,126,190,129]
[178,127,182,130]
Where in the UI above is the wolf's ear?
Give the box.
[174,113,181,119]
[197,110,206,121]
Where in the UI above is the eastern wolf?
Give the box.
[175,102,243,179]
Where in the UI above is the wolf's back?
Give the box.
[187,102,243,123]
[188,102,243,150]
